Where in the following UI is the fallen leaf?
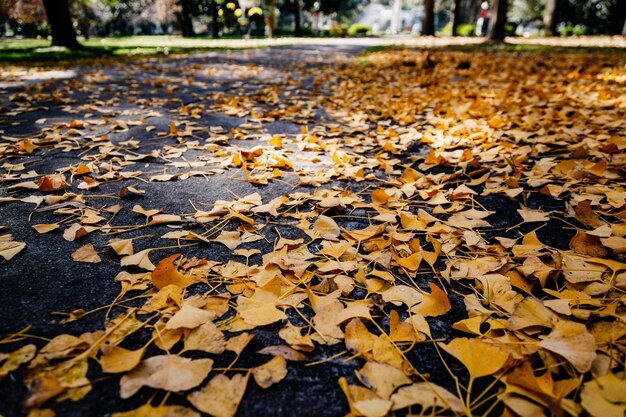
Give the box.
[120,355,213,398]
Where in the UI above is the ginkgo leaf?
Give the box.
[581,373,626,417]
[109,238,134,256]
[166,303,212,329]
[0,235,26,261]
[121,249,155,271]
[71,243,101,263]
[225,333,254,355]
[100,346,146,374]
[311,215,340,240]
[183,321,226,354]
[119,355,213,398]
[237,296,286,326]
[356,362,411,400]
[0,344,36,380]
[517,208,550,223]
[111,403,200,417]
[410,283,451,317]
[32,224,59,234]
[252,355,288,388]
[37,174,67,192]
[151,254,191,288]
[390,382,464,412]
[539,320,596,373]
[187,373,249,417]
[214,230,241,250]
[439,337,509,378]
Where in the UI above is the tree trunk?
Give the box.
[41,0,80,49]
[293,0,302,37]
[488,0,507,42]
[266,0,276,38]
[211,0,219,38]
[543,0,558,36]
[178,0,195,37]
[423,0,435,36]
[452,0,462,36]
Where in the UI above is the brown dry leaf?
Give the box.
[166,303,213,330]
[581,373,626,417]
[410,283,451,317]
[311,215,340,240]
[237,296,286,326]
[187,373,249,417]
[507,297,556,331]
[574,200,604,228]
[0,234,26,261]
[151,254,191,289]
[569,230,609,257]
[32,224,60,234]
[100,346,146,374]
[120,249,156,270]
[356,362,411,400]
[182,321,226,354]
[252,355,288,388]
[339,377,392,417]
[225,333,254,355]
[390,382,464,413]
[37,174,67,192]
[257,345,309,361]
[109,238,134,256]
[439,337,509,378]
[119,355,213,398]
[26,409,55,417]
[214,230,241,250]
[517,208,550,223]
[112,403,200,417]
[539,320,597,373]
[0,344,36,380]
[71,243,101,263]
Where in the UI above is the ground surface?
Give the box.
[0,39,625,417]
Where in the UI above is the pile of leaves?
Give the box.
[1,46,625,417]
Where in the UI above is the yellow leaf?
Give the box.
[187,373,249,417]
[100,346,145,374]
[112,404,200,417]
[237,296,286,326]
[390,382,464,413]
[252,355,288,388]
[32,224,59,234]
[71,243,101,263]
[539,320,596,373]
[356,362,411,400]
[410,283,451,317]
[151,254,191,289]
[119,355,213,398]
[439,337,509,378]
[0,235,26,261]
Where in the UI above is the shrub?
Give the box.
[329,24,348,37]
[347,24,371,36]
[456,24,475,36]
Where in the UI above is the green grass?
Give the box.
[0,36,287,64]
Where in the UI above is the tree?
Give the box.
[265,0,275,38]
[543,0,557,35]
[292,0,301,37]
[177,0,195,37]
[488,0,508,41]
[210,0,219,38]
[423,0,435,36]
[41,0,80,48]
[452,0,462,36]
